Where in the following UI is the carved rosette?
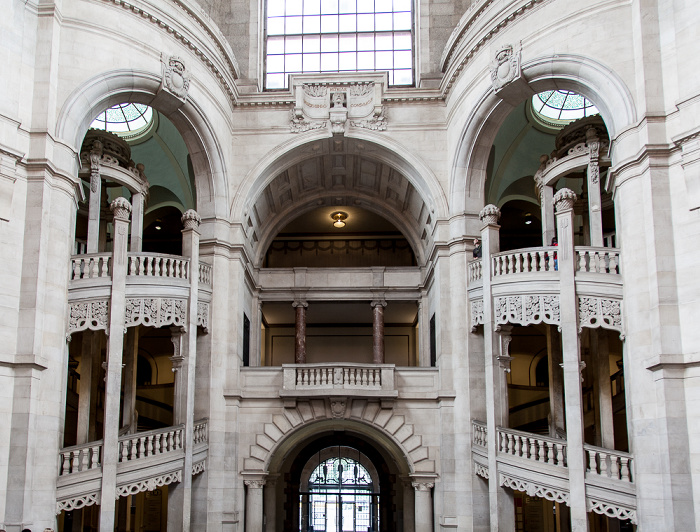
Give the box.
[479,204,501,225]
[499,473,569,504]
[125,298,187,329]
[161,55,190,101]
[553,188,577,213]
[490,43,521,91]
[470,299,484,331]
[68,299,109,338]
[495,295,560,328]
[110,197,132,222]
[181,209,201,230]
[578,297,623,337]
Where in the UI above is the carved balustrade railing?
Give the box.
[281,363,397,397]
[71,253,112,280]
[193,418,208,446]
[497,427,568,468]
[199,262,213,287]
[492,247,557,277]
[118,424,183,463]
[584,445,633,483]
[59,441,103,476]
[127,253,189,280]
[575,247,620,275]
[472,420,487,448]
[468,258,482,282]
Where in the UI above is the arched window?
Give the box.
[531,90,599,123]
[265,0,413,89]
[90,103,154,135]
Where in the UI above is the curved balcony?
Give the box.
[472,421,636,524]
[56,419,208,513]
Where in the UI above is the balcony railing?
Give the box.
[584,444,633,483]
[127,253,189,280]
[498,427,567,468]
[280,363,398,398]
[492,247,557,276]
[118,425,183,463]
[71,254,111,280]
[59,440,103,476]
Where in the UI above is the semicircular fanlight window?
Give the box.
[532,90,599,122]
[90,103,153,134]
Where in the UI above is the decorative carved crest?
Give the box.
[161,54,190,101]
[490,43,521,91]
[330,398,347,418]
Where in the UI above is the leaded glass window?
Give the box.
[532,90,599,122]
[265,0,414,89]
[90,103,153,134]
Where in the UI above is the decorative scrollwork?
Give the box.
[578,297,623,337]
[587,498,637,524]
[471,299,484,331]
[350,113,387,131]
[68,299,109,338]
[499,473,569,504]
[125,298,187,329]
[192,460,206,476]
[495,295,560,328]
[56,491,100,514]
[289,109,326,133]
[197,302,210,331]
[116,470,182,499]
[474,462,489,480]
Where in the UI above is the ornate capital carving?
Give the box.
[479,204,501,225]
[412,481,434,491]
[553,188,577,213]
[110,197,132,222]
[161,54,190,101]
[490,43,521,91]
[181,209,201,229]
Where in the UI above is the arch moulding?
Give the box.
[241,398,437,479]
[449,54,637,215]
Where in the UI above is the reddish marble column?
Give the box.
[371,300,386,364]
[293,301,308,363]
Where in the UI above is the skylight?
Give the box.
[532,90,599,122]
[90,103,154,134]
[265,0,413,89]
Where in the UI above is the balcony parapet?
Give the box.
[279,363,398,399]
[56,420,207,514]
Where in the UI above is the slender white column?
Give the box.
[554,189,589,531]
[244,479,266,531]
[496,325,514,426]
[86,140,103,253]
[121,328,139,433]
[592,330,615,449]
[535,157,556,246]
[76,332,95,445]
[547,327,566,438]
[251,296,262,366]
[99,197,132,532]
[585,128,604,247]
[480,204,515,532]
[412,480,434,532]
[130,186,146,252]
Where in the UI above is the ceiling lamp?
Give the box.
[331,211,347,228]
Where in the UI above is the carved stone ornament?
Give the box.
[499,473,569,504]
[192,459,206,475]
[197,301,210,331]
[290,109,327,133]
[67,299,109,339]
[244,479,267,489]
[181,209,201,229]
[474,461,489,480]
[586,127,601,185]
[110,196,132,222]
[587,498,637,524]
[495,295,560,328]
[116,470,182,499]
[470,299,484,332]
[412,481,435,491]
[553,188,577,213]
[125,297,187,329]
[161,54,190,101]
[479,204,501,225]
[578,297,623,337]
[330,398,347,418]
[490,43,521,91]
[56,491,100,514]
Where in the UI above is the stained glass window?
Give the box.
[532,90,599,122]
[91,103,154,134]
[265,0,413,89]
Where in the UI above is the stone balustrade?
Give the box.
[199,262,213,286]
[59,441,103,476]
[193,418,208,446]
[576,247,620,275]
[468,258,482,282]
[492,247,557,276]
[118,425,183,463]
[280,363,398,398]
[584,444,633,483]
[498,427,567,467]
[71,253,112,280]
[472,420,487,448]
[128,253,190,280]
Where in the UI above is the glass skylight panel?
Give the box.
[265,0,414,89]
[532,90,599,122]
[90,103,153,134]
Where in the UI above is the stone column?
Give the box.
[479,204,515,531]
[130,182,147,252]
[554,188,588,531]
[76,331,99,444]
[87,140,103,253]
[121,328,139,433]
[263,475,278,532]
[591,330,615,449]
[496,325,514,427]
[99,197,132,532]
[546,327,566,439]
[371,300,386,364]
[167,210,201,532]
[251,297,262,366]
[535,157,556,246]
[293,300,308,364]
[585,128,604,247]
[412,480,434,532]
[170,327,186,423]
[244,479,266,531]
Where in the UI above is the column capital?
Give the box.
[479,204,501,226]
[553,188,577,213]
[371,299,387,308]
[110,197,132,221]
[292,300,308,309]
[181,209,201,229]
[244,479,267,489]
[412,481,434,491]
